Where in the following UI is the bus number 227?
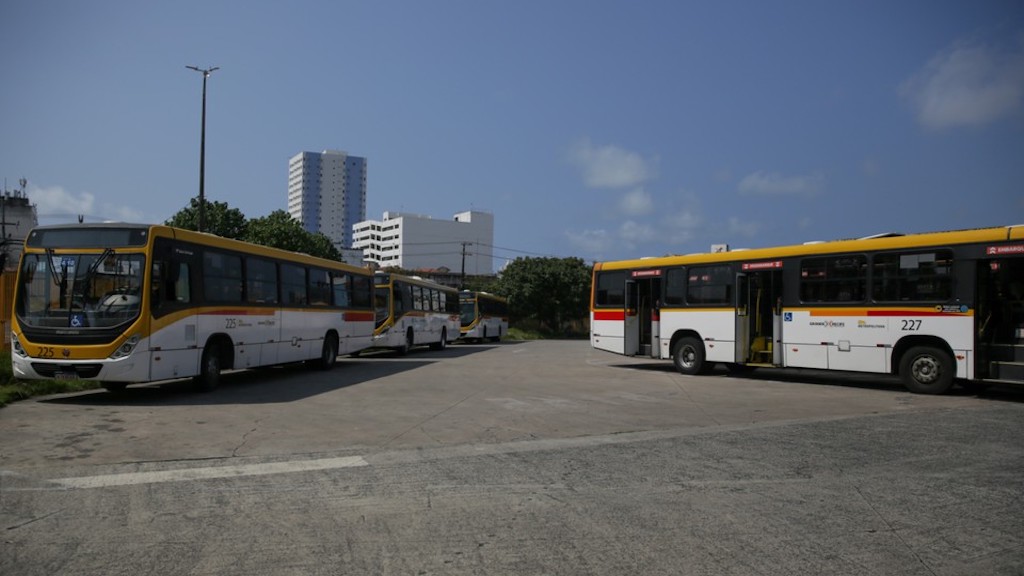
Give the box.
[901,319,922,331]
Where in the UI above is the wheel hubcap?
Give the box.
[913,357,938,383]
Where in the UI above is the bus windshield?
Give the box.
[17,250,146,329]
[459,300,476,327]
[374,286,391,328]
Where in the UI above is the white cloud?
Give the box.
[738,171,824,197]
[30,184,96,218]
[900,37,1024,129]
[569,138,656,189]
[619,188,653,216]
[29,183,148,224]
[565,228,613,254]
[619,220,656,246]
[726,217,760,238]
[107,204,147,223]
[663,207,703,245]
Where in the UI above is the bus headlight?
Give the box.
[11,333,27,358]
[110,334,141,359]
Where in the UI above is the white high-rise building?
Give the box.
[287,150,367,249]
[353,211,494,274]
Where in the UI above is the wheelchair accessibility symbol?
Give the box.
[784,312,793,322]
[70,313,85,328]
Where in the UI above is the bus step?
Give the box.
[988,361,1024,382]
[979,343,1024,362]
[1004,344,1024,362]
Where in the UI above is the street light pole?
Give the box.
[186,65,219,233]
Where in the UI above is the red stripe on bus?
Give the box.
[344,311,375,322]
[593,310,625,321]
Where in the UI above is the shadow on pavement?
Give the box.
[41,358,429,407]
[605,360,1024,401]
[42,339,522,407]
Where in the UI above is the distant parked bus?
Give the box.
[459,291,509,342]
[370,273,460,353]
[591,225,1024,394]
[10,223,376,392]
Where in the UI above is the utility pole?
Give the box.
[186,65,219,233]
[460,242,473,290]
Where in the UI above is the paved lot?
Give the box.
[1,340,1022,575]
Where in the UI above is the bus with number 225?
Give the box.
[590,225,1024,394]
[11,223,377,392]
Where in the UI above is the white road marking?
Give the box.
[53,456,368,489]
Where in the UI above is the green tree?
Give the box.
[496,256,591,334]
[166,197,248,239]
[243,210,342,261]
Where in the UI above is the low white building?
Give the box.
[353,210,494,274]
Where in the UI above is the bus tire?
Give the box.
[899,346,954,395]
[398,328,414,356]
[194,343,223,392]
[672,337,705,376]
[316,333,339,370]
[430,328,447,351]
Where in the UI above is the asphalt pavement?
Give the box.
[2,340,1022,575]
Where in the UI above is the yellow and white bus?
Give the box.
[370,273,460,353]
[459,291,509,341]
[11,223,376,392]
[591,225,1024,394]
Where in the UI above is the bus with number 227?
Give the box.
[590,225,1024,394]
[11,223,377,392]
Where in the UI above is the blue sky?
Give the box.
[2,1,1023,268]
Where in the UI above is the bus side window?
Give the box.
[151,262,164,307]
[174,263,191,303]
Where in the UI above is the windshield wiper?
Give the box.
[44,248,65,288]
[78,248,114,302]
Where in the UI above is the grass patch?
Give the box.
[507,326,547,340]
[506,318,589,341]
[0,353,101,408]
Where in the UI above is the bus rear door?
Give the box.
[625,270,661,357]
[736,263,783,365]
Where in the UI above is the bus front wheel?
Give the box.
[672,337,706,376]
[899,346,954,395]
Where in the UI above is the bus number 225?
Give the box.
[901,319,922,331]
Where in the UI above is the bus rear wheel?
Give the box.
[398,328,414,355]
[316,333,338,370]
[194,343,222,392]
[899,346,954,395]
[672,337,706,376]
[430,328,447,351]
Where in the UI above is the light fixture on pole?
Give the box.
[186,65,219,233]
